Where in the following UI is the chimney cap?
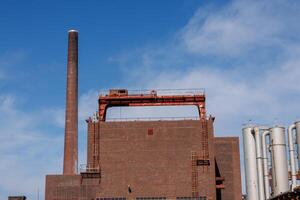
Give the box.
[68,29,78,33]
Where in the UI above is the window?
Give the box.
[196,159,210,166]
[97,198,126,200]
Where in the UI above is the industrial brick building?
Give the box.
[45,30,242,200]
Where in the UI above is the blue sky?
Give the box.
[1,0,300,199]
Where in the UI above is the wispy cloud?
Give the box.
[109,0,300,133]
[0,95,63,199]
[180,0,300,57]
[0,90,99,199]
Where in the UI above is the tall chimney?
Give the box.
[63,30,78,175]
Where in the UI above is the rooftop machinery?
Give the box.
[243,121,300,200]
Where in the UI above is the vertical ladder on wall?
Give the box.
[92,122,101,170]
[96,122,100,168]
[93,122,97,169]
[199,120,209,174]
[191,151,199,197]
[201,120,209,160]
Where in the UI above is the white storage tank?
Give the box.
[269,126,289,196]
[243,126,259,200]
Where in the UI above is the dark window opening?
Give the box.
[196,159,210,166]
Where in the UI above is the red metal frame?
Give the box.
[98,89,206,121]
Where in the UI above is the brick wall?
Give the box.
[214,137,242,200]
[88,120,216,199]
[45,119,242,200]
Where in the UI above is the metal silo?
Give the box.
[254,127,265,200]
[269,126,289,196]
[243,126,259,200]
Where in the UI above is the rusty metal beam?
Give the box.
[98,89,206,121]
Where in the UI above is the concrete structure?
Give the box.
[45,31,242,200]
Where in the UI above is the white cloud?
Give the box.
[0,95,63,199]
[133,62,300,135]
[0,90,101,199]
[78,90,99,127]
[107,0,300,134]
[180,0,300,57]
[107,105,199,121]
[47,89,99,130]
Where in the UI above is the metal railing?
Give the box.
[80,164,100,173]
[99,88,205,97]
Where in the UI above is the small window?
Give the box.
[148,128,154,135]
[196,159,210,166]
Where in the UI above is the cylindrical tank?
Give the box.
[254,127,265,200]
[269,126,289,196]
[243,126,259,200]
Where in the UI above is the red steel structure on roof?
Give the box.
[98,89,206,121]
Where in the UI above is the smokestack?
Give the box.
[63,30,78,175]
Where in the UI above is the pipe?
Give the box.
[63,30,79,175]
[295,121,300,169]
[254,127,265,200]
[262,130,270,199]
[288,124,297,190]
[243,126,259,200]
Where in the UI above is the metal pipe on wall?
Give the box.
[269,126,289,196]
[288,124,297,190]
[254,127,266,200]
[295,121,300,169]
[262,130,270,199]
[243,126,259,200]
